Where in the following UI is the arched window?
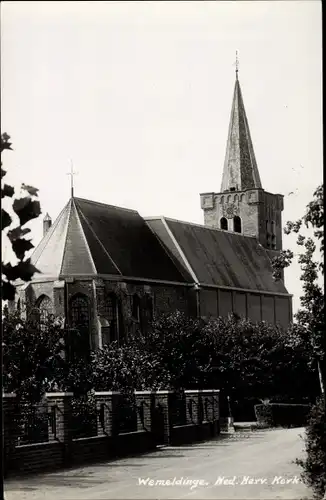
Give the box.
[102,293,118,343]
[142,293,154,330]
[220,217,228,230]
[233,216,242,233]
[266,220,271,248]
[69,294,90,358]
[271,221,276,249]
[132,294,141,322]
[37,295,53,322]
[234,194,238,203]
[70,294,89,328]
[30,294,53,327]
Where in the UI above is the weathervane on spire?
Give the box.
[235,50,239,79]
[67,160,78,198]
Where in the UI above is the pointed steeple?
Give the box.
[220,71,262,192]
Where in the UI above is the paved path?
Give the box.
[5,428,312,500]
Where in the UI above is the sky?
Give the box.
[1,1,323,313]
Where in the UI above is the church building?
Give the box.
[13,70,293,350]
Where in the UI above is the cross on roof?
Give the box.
[66,160,78,198]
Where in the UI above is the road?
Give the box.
[5,427,312,500]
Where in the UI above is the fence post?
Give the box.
[153,391,174,445]
[46,392,73,465]
[95,391,120,437]
[3,393,18,476]
[185,390,201,425]
[134,391,152,432]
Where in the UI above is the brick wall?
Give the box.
[234,291,247,317]
[3,390,220,477]
[218,289,233,317]
[199,289,218,317]
[152,284,189,316]
[262,294,275,324]
[200,188,284,251]
[275,296,292,329]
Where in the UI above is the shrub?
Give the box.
[254,404,273,427]
[297,397,326,499]
[254,403,311,428]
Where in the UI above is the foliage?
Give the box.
[2,310,92,402]
[3,310,65,402]
[91,336,170,393]
[254,403,273,427]
[4,305,319,410]
[91,311,318,402]
[296,397,326,499]
[272,184,325,393]
[1,133,41,301]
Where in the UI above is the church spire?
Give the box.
[220,67,262,192]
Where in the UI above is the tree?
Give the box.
[296,397,326,499]
[272,184,325,395]
[3,310,66,402]
[2,310,92,402]
[1,133,41,301]
[90,336,170,393]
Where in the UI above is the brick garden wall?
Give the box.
[3,390,220,477]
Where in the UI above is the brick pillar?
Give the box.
[185,390,200,425]
[226,394,235,433]
[213,389,221,435]
[153,391,174,445]
[95,391,120,437]
[134,391,152,432]
[46,392,73,465]
[3,393,18,476]
[201,390,214,422]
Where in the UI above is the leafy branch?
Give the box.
[1,133,41,301]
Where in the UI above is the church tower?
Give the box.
[200,64,284,251]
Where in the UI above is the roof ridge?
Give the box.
[74,197,139,214]
[145,219,193,283]
[60,199,98,275]
[156,216,259,239]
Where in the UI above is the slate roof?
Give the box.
[30,198,187,283]
[145,217,289,295]
[31,197,289,295]
[220,75,262,192]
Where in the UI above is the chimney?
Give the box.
[43,213,52,236]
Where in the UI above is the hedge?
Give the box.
[296,397,326,499]
[254,403,311,428]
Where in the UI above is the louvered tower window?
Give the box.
[220,217,228,230]
[233,216,242,233]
